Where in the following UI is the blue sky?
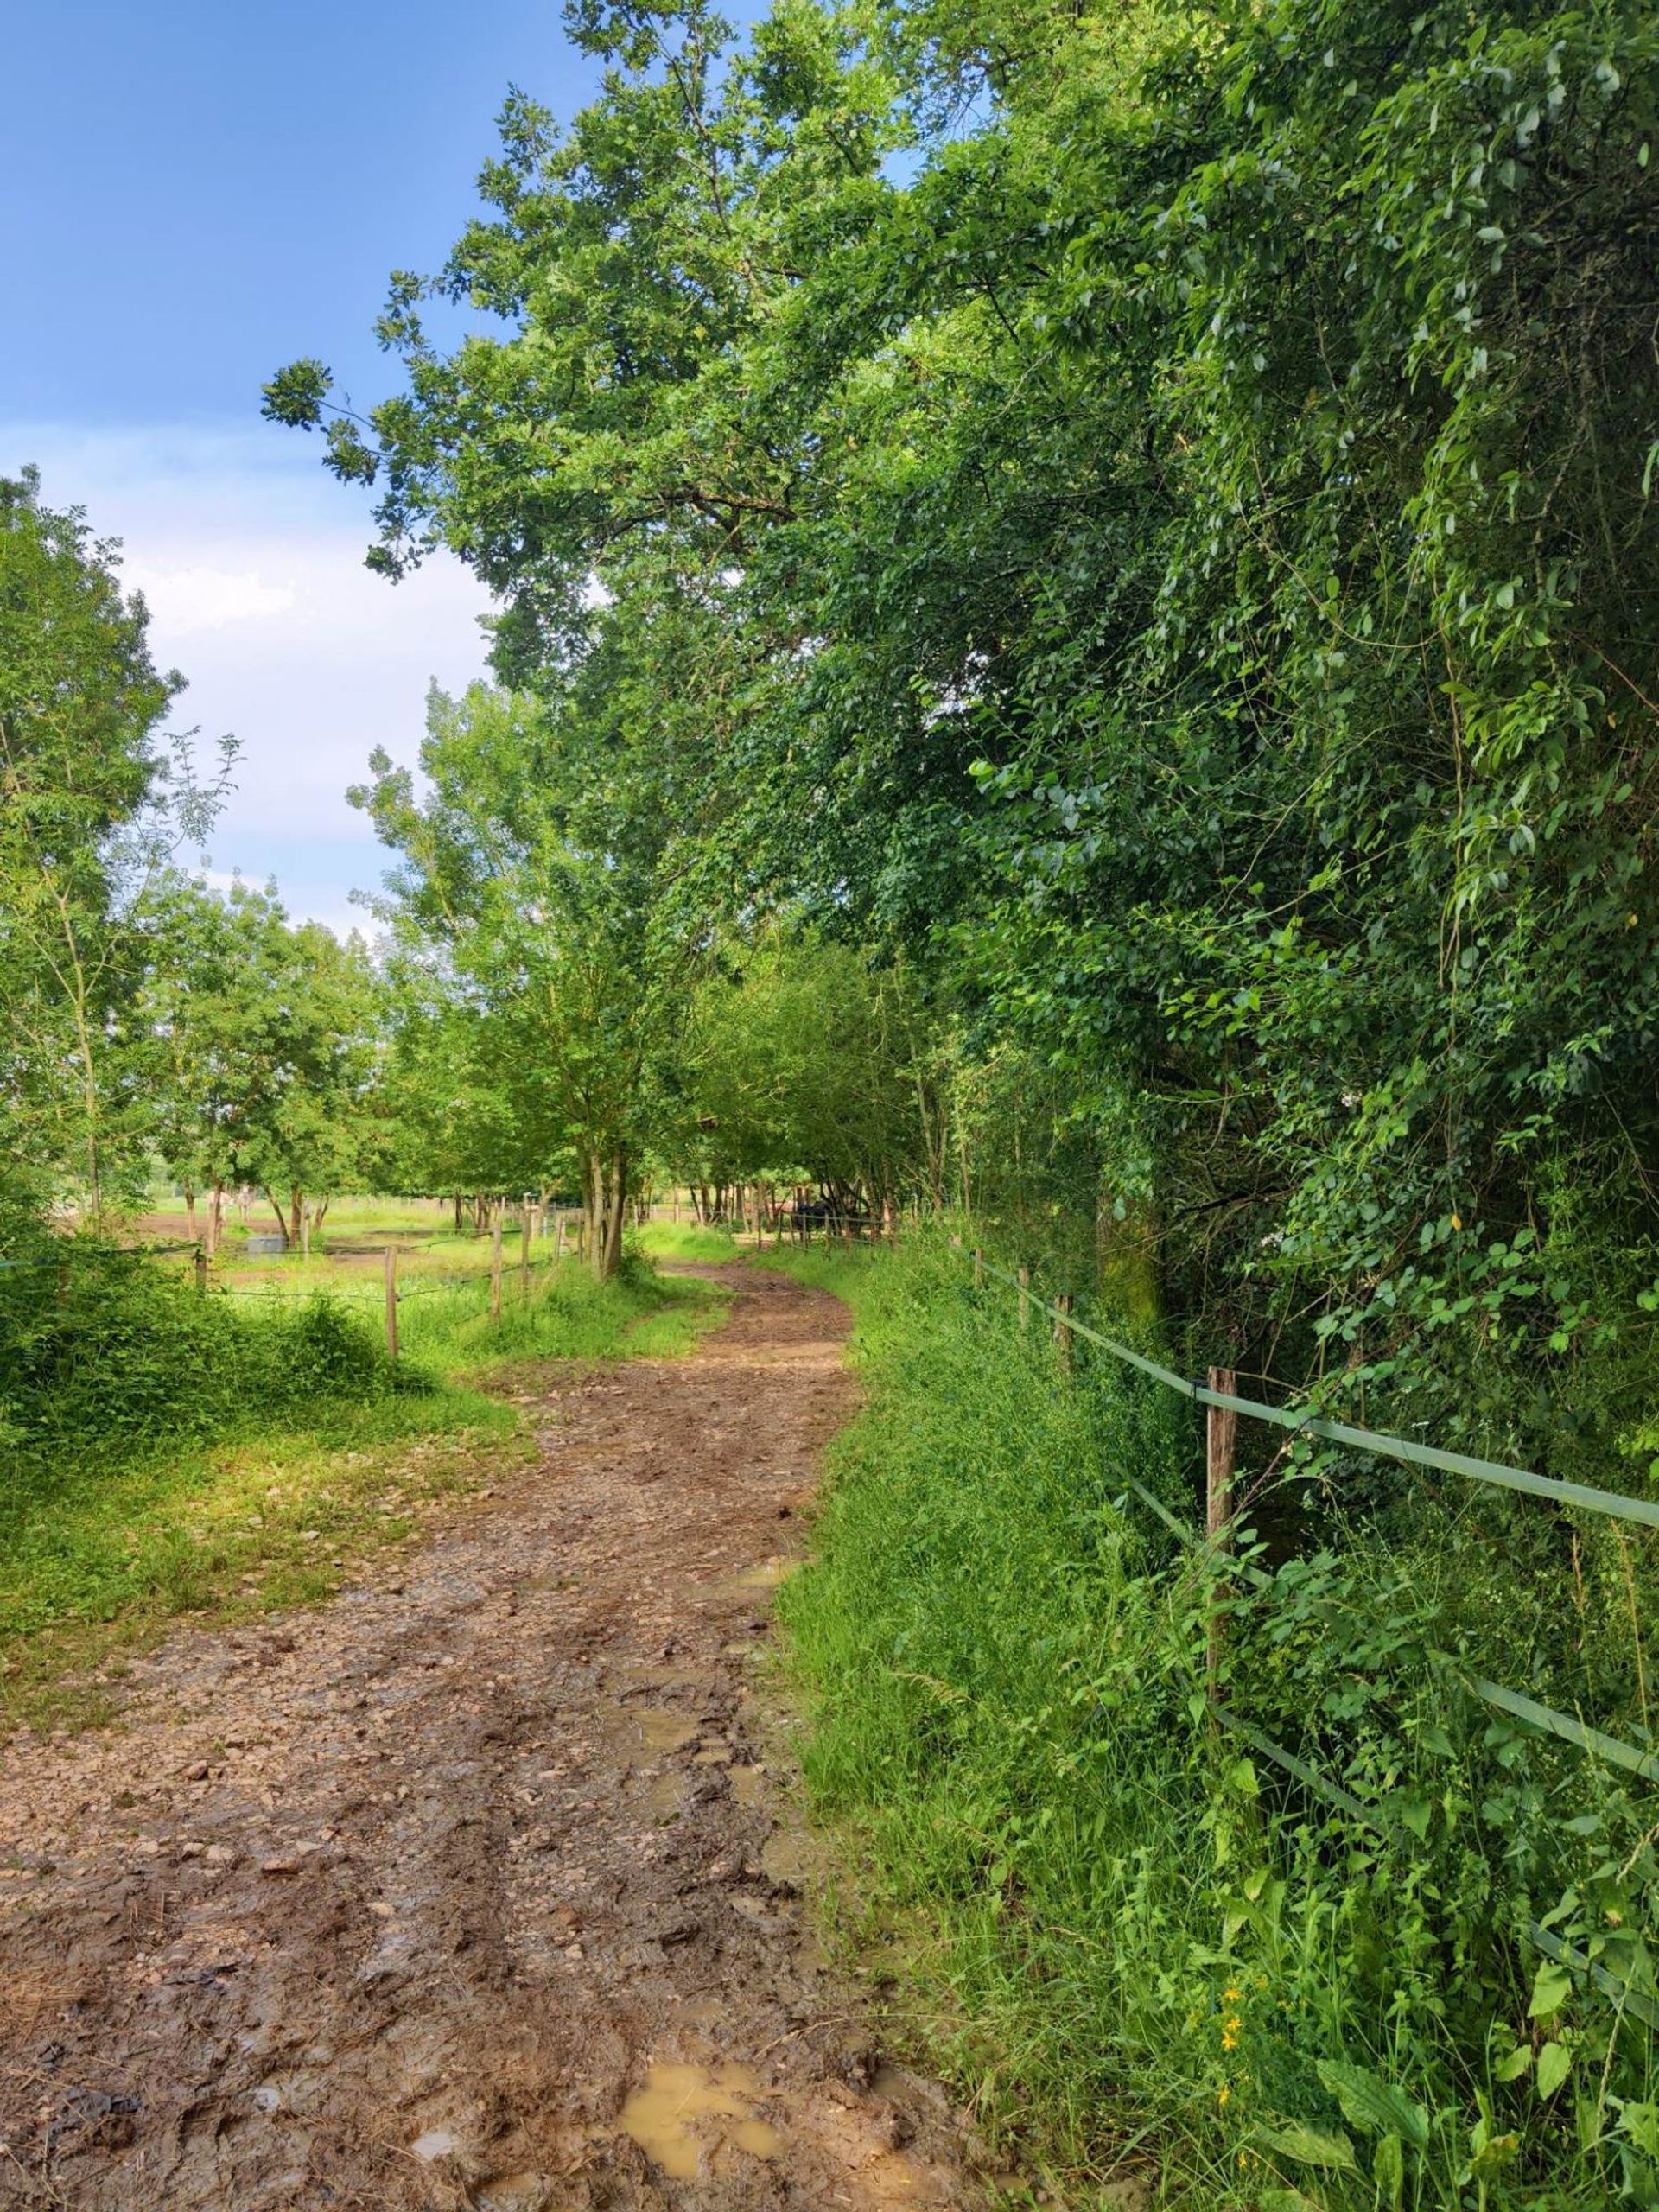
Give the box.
[2,2,609,932]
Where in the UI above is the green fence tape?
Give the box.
[1465,1677,1659,1786]
[1527,1923,1659,2032]
[1212,1708,1385,1833]
[966,1253,1659,1529]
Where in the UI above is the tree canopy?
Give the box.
[269,0,1659,1438]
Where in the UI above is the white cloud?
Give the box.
[6,418,495,931]
[194,867,248,896]
[127,562,297,633]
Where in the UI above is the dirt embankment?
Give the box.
[0,1265,994,2211]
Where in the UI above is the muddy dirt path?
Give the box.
[0,1266,990,2212]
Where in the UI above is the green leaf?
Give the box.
[1617,2101,1659,2159]
[1493,2044,1533,2082]
[1316,2060,1429,2147]
[1255,2120,1358,2171]
[1372,2130,1406,2209]
[1529,1961,1573,2018]
[1535,2041,1572,2099]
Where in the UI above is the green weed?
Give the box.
[772,1236,1659,2209]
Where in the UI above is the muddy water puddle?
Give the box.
[645,1771,683,1816]
[630,1708,700,1757]
[730,1763,765,1807]
[731,1555,796,1592]
[618,1656,705,1692]
[620,2059,784,2179]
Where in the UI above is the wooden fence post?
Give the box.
[1017,1265,1031,1331]
[972,1246,984,1289]
[520,1206,532,1298]
[194,1243,208,1296]
[1205,1365,1237,1700]
[491,1215,504,1322]
[384,1246,398,1362]
[1053,1294,1074,1375]
[555,1213,566,1263]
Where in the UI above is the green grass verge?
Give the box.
[763,1235,1657,2211]
[0,1252,723,1736]
[634,1218,754,1263]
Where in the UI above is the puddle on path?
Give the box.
[730,1764,764,1807]
[645,1771,683,1817]
[620,1657,704,1693]
[630,1709,700,1757]
[732,1556,795,1592]
[620,2060,784,2180]
[761,1829,814,1887]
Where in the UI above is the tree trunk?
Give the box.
[601,1147,628,1280]
[583,1153,604,1278]
[182,1180,197,1238]
[207,1179,224,1257]
[453,1193,464,1231]
[287,1188,304,1246]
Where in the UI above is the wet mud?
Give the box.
[0,1265,991,2209]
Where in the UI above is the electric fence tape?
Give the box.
[965,1246,1659,2032]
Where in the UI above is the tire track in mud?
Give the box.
[0,1264,993,2211]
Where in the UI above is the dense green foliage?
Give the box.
[0,469,222,1225]
[272,0,1659,1442]
[781,1239,1659,2208]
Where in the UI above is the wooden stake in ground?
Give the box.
[1016,1265,1031,1331]
[972,1246,985,1290]
[520,1207,532,1298]
[1205,1366,1237,1700]
[384,1246,398,1362]
[555,1213,567,1264]
[194,1243,208,1296]
[1053,1294,1074,1375]
[492,1215,504,1323]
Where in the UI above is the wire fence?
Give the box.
[0,1224,585,1357]
[957,1243,1659,2035]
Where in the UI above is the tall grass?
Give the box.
[773,1236,1659,2209]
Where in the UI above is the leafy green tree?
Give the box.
[364,982,563,1213]
[353,673,703,1277]
[0,469,228,1227]
[668,938,937,1219]
[128,875,378,1248]
[272,0,1659,1444]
